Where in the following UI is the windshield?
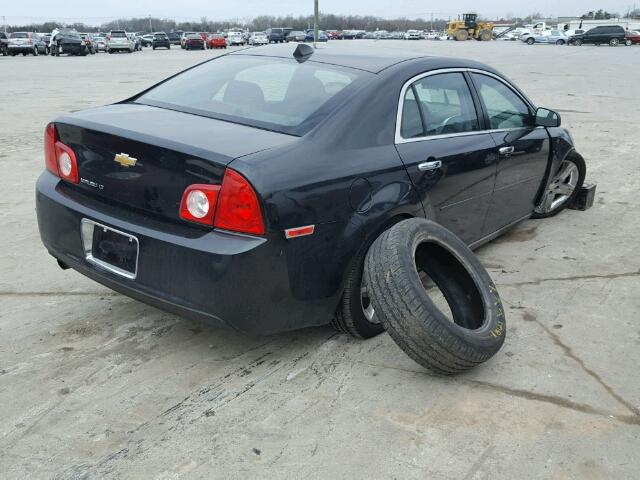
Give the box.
[135,55,368,135]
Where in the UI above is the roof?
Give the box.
[230,44,429,73]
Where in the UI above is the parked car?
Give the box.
[151,32,171,50]
[207,33,227,49]
[305,30,329,42]
[129,33,142,51]
[625,30,640,45]
[286,31,306,42]
[0,32,8,56]
[266,27,287,43]
[7,32,41,56]
[180,32,197,48]
[107,30,135,53]
[404,30,421,40]
[327,30,343,40]
[184,33,205,50]
[52,29,89,56]
[93,36,107,52]
[247,32,268,45]
[35,46,586,339]
[140,34,154,47]
[226,31,245,46]
[569,25,626,46]
[79,34,97,54]
[522,30,568,45]
[167,32,182,45]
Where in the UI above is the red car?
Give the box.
[625,30,640,45]
[184,34,205,50]
[208,34,227,49]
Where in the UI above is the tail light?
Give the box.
[179,168,265,235]
[44,123,79,184]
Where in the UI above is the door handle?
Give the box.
[499,146,515,157]
[418,160,442,172]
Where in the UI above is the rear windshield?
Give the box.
[135,55,369,135]
[154,33,167,38]
[111,31,126,37]
[11,33,29,38]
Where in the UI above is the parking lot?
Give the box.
[1,40,639,478]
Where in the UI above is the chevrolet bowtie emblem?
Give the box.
[114,153,137,167]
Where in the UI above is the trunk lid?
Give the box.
[55,104,295,223]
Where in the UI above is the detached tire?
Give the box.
[364,219,506,374]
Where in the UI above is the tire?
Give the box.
[574,38,583,46]
[610,38,619,46]
[479,29,492,41]
[455,29,469,41]
[364,219,506,374]
[556,39,565,45]
[532,154,586,218]
[625,39,632,46]
[527,38,535,45]
[331,243,386,339]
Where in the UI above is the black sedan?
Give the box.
[36,45,586,337]
[152,32,171,50]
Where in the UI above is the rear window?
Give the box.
[154,33,167,38]
[111,31,126,38]
[11,32,29,38]
[135,55,368,135]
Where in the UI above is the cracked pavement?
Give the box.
[1,41,639,479]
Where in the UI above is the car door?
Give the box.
[395,71,498,244]
[469,72,550,234]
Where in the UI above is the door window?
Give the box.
[400,72,479,138]
[472,74,532,129]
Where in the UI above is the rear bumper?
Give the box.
[8,45,35,53]
[36,171,334,335]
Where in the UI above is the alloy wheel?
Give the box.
[360,278,379,324]
[534,160,579,214]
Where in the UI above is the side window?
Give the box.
[400,72,479,138]
[400,87,424,138]
[472,74,532,129]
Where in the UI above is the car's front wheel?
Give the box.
[556,39,565,45]
[625,39,633,46]
[573,38,583,46]
[532,155,586,218]
[527,38,535,45]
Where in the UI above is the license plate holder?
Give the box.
[81,219,139,279]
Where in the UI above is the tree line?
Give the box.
[4,10,639,34]
[1,13,525,34]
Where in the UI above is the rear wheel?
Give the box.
[556,39,565,45]
[527,37,535,45]
[455,29,469,41]
[610,38,620,46]
[532,155,586,218]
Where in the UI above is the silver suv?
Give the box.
[107,30,134,53]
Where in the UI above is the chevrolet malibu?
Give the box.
[36,45,586,338]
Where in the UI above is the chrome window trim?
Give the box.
[394,67,535,145]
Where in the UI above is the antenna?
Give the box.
[293,43,314,63]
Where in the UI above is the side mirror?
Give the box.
[534,107,561,128]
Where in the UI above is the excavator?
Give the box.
[446,13,494,41]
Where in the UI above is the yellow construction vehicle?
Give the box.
[446,13,494,41]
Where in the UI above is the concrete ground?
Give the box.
[1,40,639,479]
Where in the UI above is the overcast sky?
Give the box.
[2,0,634,25]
